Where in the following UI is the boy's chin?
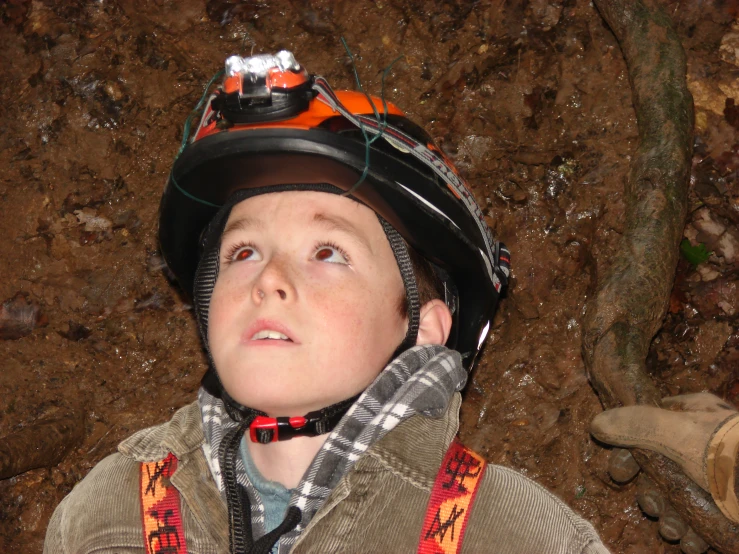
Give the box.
[218,378,363,416]
[216,373,320,410]
[213,354,385,414]
[226,394,341,417]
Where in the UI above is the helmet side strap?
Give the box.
[379,217,419,352]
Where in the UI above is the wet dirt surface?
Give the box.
[0,0,737,552]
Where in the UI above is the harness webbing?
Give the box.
[138,441,485,554]
[140,453,188,554]
[418,440,487,554]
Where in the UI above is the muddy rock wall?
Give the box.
[0,0,737,552]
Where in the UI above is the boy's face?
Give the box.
[208,191,408,416]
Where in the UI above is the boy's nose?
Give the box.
[255,288,287,301]
[251,257,294,304]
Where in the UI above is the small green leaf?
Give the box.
[680,239,711,266]
[575,485,586,499]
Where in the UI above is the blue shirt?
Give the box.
[240,436,293,541]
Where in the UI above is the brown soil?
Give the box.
[0,0,737,552]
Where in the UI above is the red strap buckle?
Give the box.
[249,416,308,442]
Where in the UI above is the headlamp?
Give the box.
[216,50,313,123]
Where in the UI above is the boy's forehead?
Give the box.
[222,191,383,252]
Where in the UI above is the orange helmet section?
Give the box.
[223,76,240,94]
[193,90,405,142]
[269,66,310,89]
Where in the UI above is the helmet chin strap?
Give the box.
[201,368,359,442]
[199,330,411,443]
[247,396,358,443]
[240,329,413,444]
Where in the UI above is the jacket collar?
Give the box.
[115,391,462,474]
[362,393,462,485]
[118,401,203,462]
[294,392,462,549]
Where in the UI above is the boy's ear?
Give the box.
[416,299,453,346]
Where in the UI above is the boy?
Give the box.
[44,51,609,553]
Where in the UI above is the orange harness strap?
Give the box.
[418,439,487,554]
[138,443,483,554]
[139,453,188,554]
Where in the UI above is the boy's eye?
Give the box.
[228,245,262,263]
[314,245,349,265]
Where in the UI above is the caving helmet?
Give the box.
[159,51,510,370]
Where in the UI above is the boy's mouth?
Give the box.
[250,329,293,342]
[243,319,298,344]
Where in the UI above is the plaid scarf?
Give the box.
[198,344,466,553]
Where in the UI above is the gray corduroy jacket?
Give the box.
[44,395,609,553]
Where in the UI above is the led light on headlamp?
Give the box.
[223,51,306,100]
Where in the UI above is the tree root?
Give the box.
[582,0,739,551]
[0,411,85,480]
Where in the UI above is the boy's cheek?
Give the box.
[309,292,369,334]
[206,304,232,344]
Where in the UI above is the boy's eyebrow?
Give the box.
[313,212,374,254]
[221,215,264,240]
